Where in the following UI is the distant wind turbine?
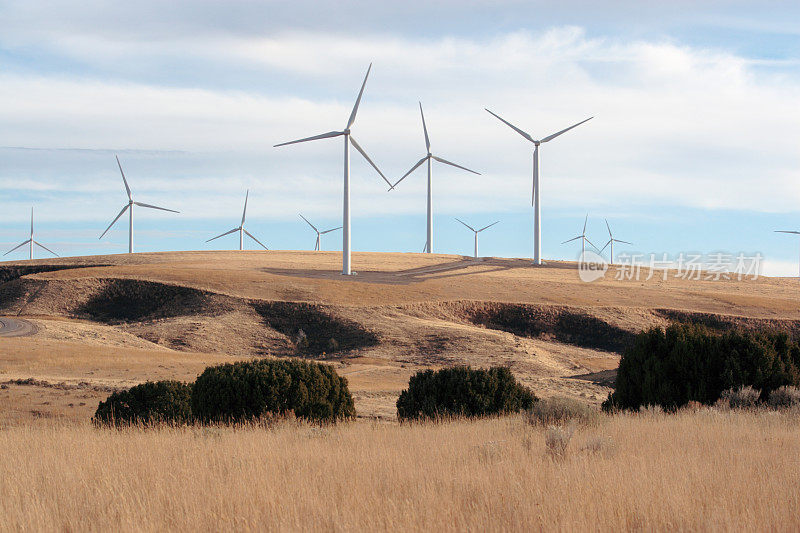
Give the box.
[455,218,499,259]
[775,230,800,277]
[274,63,391,275]
[392,102,480,254]
[299,214,341,251]
[562,214,598,256]
[600,219,632,264]
[100,156,179,253]
[207,190,268,250]
[4,207,58,260]
[485,109,592,265]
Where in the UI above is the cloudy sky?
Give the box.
[1,1,799,274]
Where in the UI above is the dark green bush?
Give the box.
[603,324,800,412]
[191,359,355,423]
[396,366,537,421]
[93,380,192,426]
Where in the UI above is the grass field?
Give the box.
[1,409,798,531]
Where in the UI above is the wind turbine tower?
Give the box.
[392,102,480,253]
[455,218,499,259]
[4,207,58,260]
[275,64,391,275]
[100,156,179,253]
[207,190,268,250]
[485,109,592,265]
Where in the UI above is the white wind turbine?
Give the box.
[100,156,179,253]
[600,219,632,264]
[4,207,58,260]
[775,230,800,277]
[485,109,592,265]
[562,214,598,256]
[455,218,499,259]
[299,214,341,251]
[274,63,392,275]
[207,190,268,250]
[392,102,480,253]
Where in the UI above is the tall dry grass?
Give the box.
[1,410,798,531]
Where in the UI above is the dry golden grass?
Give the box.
[1,410,798,532]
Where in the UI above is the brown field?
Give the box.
[2,250,800,423]
[1,409,799,531]
[2,250,800,530]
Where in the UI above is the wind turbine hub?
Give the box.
[534,141,541,146]
[343,129,351,135]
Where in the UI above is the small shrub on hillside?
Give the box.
[396,366,537,421]
[720,386,761,409]
[603,324,800,412]
[527,396,599,427]
[768,386,800,409]
[544,424,574,458]
[191,359,355,424]
[93,380,192,426]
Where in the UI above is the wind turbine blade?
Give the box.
[775,230,800,234]
[274,131,344,148]
[116,155,132,200]
[133,202,179,213]
[585,238,600,251]
[484,109,534,142]
[431,155,480,175]
[30,207,34,237]
[100,204,130,238]
[349,136,392,188]
[455,218,476,232]
[605,218,612,238]
[419,102,430,152]
[615,239,633,245]
[582,213,588,235]
[541,116,593,143]
[478,221,500,232]
[206,227,239,242]
[299,213,318,232]
[4,239,31,256]
[561,235,582,244]
[33,241,59,257]
[320,226,342,234]
[243,229,268,250]
[600,239,611,252]
[241,189,249,226]
[392,156,428,188]
[346,63,372,129]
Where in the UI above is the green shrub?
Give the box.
[93,380,192,426]
[191,359,355,424]
[603,324,800,412]
[528,396,599,427]
[396,366,537,421]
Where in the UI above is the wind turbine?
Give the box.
[392,102,480,253]
[455,218,499,259]
[485,109,592,265]
[299,214,341,251]
[207,190,268,250]
[600,219,632,264]
[4,207,58,260]
[562,214,598,256]
[100,156,179,253]
[274,63,391,275]
[775,230,800,277]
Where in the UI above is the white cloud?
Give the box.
[0,26,799,229]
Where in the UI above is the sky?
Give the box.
[1,1,799,275]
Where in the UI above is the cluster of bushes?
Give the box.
[603,324,800,412]
[93,359,355,426]
[717,385,800,410]
[396,366,536,420]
